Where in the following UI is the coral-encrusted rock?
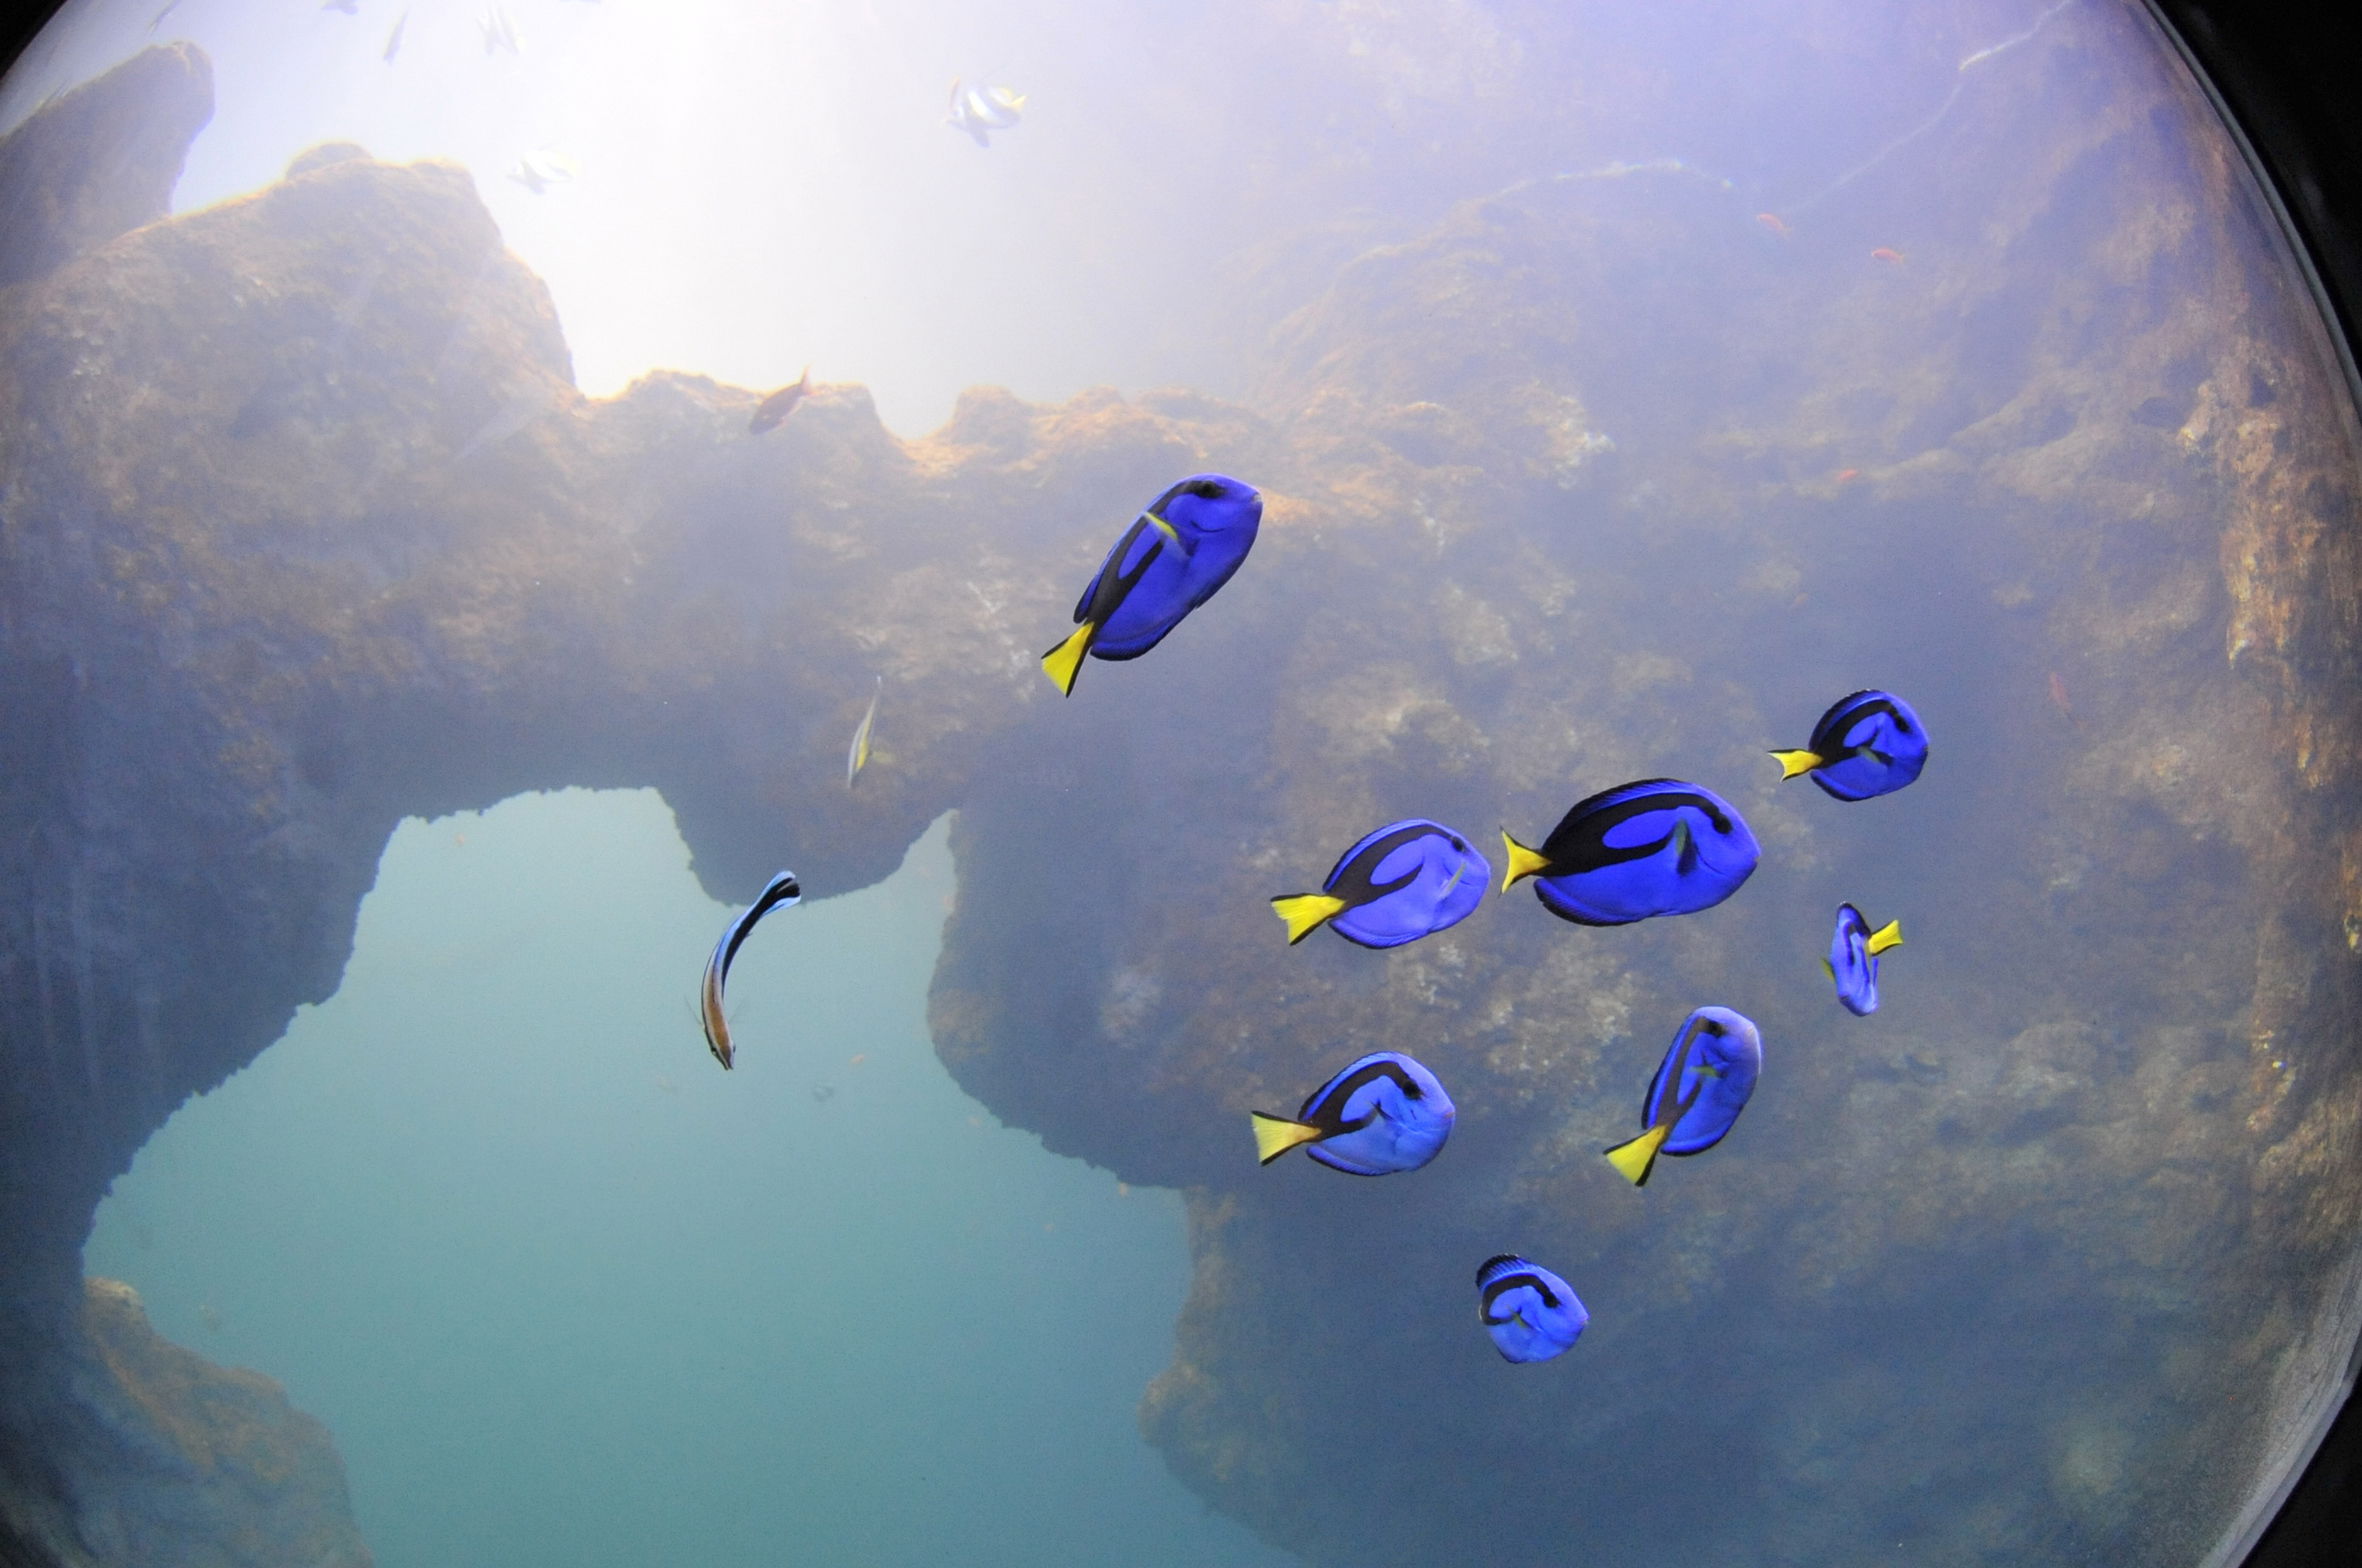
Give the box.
[63,1281,372,1568]
[0,45,212,291]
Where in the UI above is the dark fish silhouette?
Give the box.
[749,367,812,434]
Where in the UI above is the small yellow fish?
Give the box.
[847,676,881,787]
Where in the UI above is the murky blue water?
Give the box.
[87,790,1292,1568]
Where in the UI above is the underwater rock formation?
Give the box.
[0,43,211,293]
[13,1281,373,1568]
[5,8,2362,1565]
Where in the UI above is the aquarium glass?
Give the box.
[3,2,2359,1566]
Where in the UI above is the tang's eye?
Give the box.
[1187,480,1224,498]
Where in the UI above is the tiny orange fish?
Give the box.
[748,366,812,434]
[1870,247,1905,265]
[2048,671,2081,726]
[848,1052,866,1066]
[1755,212,1790,237]
[1835,468,1861,484]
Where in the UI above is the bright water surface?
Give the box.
[86,789,1294,1568]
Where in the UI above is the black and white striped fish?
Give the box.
[701,871,802,1070]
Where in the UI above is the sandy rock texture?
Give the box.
[5,4,2362,1564]
[16,1282,373,1568]
[0,44,211,292]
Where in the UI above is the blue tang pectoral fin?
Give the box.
[1669,815,1698,876]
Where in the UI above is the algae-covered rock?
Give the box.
[0,45,211,291]
[67,1281,373,1568]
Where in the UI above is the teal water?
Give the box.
[86,789,1292,1568]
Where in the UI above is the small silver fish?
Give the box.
[479,5,519,54]
[847,676,881,788]
[384,11,407,62]
[507,150,576,194]
[946,79,1026,147]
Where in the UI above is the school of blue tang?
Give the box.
[698,473,1932,1368]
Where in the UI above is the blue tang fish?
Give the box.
[1251,1051,1454,1174]
[700,870,802,1070]
[1476,1254,1588,1363]
[1041,474,1262,696]
[1771,689,1929,800]
[1500,780,1759,925]
[1604,1006,1762,1185]
[1270,819,1489,948]
[1825,903,1903,1016]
